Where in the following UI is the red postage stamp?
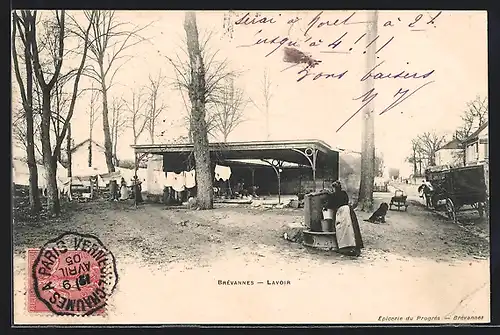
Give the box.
[28,232,118,316]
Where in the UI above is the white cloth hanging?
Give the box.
[185,170,196,189]
[172,172,186,192]
[149,171,165,195]
[214,165,231,181]
[165,172,176,187]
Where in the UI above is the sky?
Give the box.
[11,10,488,177]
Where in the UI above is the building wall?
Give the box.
[465,127,488,165]
[72,144,108,172]
[436,149,462,166]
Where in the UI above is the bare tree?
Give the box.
[12,11,42,213]
[358,10,378,212]
[453,96,488,166]
[414,131,447,167]
[84,10,151,173]
[12,107,44,160]
[87,83,100,167]
[177,92,194,142]
[50,80,71,164]
[212,77,248,142]
[172,12,214,209]
[145,71,167,144]
[166,17,242,209]
[250,69,273,140]
[18,10,94,215]
[110,97,127,165]
[167,28,237,142]
[406,139,420,178]
[125,89,148,145]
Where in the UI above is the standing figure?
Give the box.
[326,181,364,256]
[418,179,434,208]
[119,177,129,200]
[133,176,143,203]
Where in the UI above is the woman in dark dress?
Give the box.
[327,181,364,256]
[133,176,143,203]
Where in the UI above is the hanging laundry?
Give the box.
[159,172,169,188]
[172,172,186,192]
[185,170,196,189]
[165,172,176,187]
[214,165,231,181]
[149,171,165,195]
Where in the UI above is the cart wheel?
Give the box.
[445,198,456,222]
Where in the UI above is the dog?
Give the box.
[364,202,389,224]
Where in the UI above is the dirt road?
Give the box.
[13,193,490,324]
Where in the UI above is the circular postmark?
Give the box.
[32,232,118,316]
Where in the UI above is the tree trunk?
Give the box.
[25,39,41,214]
[67,124,72,177]
[41,90,60,215]
[13,12,41,214]
[26,111,41,214]
[88,141,92,167]
[98,60,115,173]
[55,81,62,164]
[357,11,378,212]
[88,125,93,167]
[149,118,155,144]
[412,149,417,177]
[265,105,270,140]
[113,128,118,166]
[184,12,213,210]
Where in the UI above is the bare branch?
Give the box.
[143,70,168,143]
[211,78,249,142]
[52,11,95,158]
[124,88,149,144]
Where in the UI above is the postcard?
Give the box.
[11,10,489,325]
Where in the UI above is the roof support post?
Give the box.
[291,147,318,191]
[248,167,255,186]
[261,159,284,204]
[133,151,148,208]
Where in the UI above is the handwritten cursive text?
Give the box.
[360,61,435,81]
[304,11,368,37]
[296,64,348,82]
[236,30,300,57]
[336,81,435,132]
[235,12,278,25]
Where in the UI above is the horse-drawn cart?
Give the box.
[423,165,488,222]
